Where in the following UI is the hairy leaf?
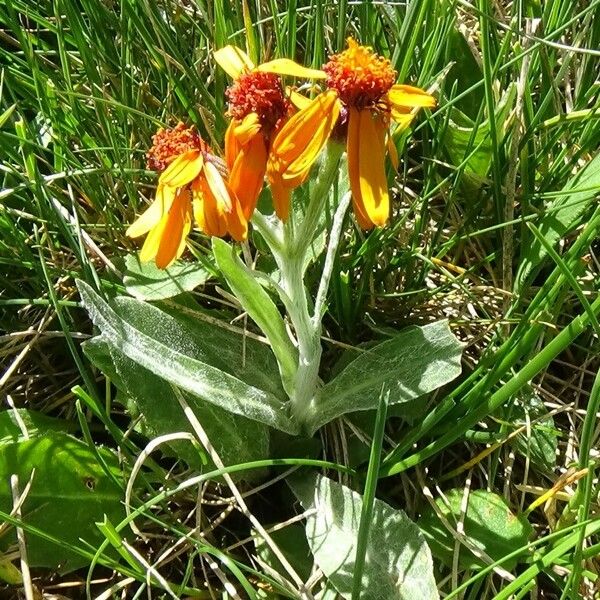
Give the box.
[78,281,297,434]
[310,320,462,434]
[291,475,439,600]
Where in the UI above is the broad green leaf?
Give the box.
[509,389,558,472]
[254,523,313,582]
[0,432,125,573]
[77,281,297,434]
[0,557,22,584]
[309,320,463,434]
[291,475,439,600]
[123,254,211,300]
[83,299,276,476]
[418,489,534,571]
[517,152,600,285]
[83,334,126,391]
[212,238,298,397]
[0,409,74,444]
[443,86,514,192]
[103,342,270,480]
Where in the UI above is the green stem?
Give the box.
[276,142,344,431]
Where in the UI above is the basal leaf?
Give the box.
[212,238,298,397]
[309,321,463,434]
[77,280,297,434]
[123,254,211,300]
[0,432,125,573]
[291,475,438,600]
[418,489,533,571]
[0,409,74,444]
[106,343,270,479]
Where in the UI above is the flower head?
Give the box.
[127,123,246,268]
[268,38,436,228]
[215,45,325,220]
[146,122,209,171]
[323,38,396,109]
[226,70,289,133]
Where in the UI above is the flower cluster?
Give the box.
[128,39,436,267]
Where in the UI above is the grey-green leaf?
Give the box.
[106,343,270,479]
[310,320,463,434]
[418,488,534,571]
[0,432,124,573]
[291,475,439,600]
[123,254,211,300]
[517,152,600,285]
[77,280,297,434]
[212,238,298,397]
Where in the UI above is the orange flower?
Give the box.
[268,38,436,228]
[127,123,246,268]
[214,46,325,220]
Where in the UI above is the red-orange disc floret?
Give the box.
[146,122,209,171]
[226,71,289,132]
[323,38,397,110]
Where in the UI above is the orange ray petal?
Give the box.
[229,131,268,220]
[159,150,203,188]
[270,90,340,181]
[346,108,373,230]
[266,171,292,221]
[214,45,254,78]
[256,59,327,79]
[357,109,389,227]
[126,184,176,238]
[225,191,249,242]
[196,176,227,238]
[155,189,192,269]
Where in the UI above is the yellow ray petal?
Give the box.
[203,161,233,212]
[159,150,203,188]
[155,189,192,269]
[388,84,436,109]
[270,90,340,181]
[390,109,415,130]
[214,45,254,79]
[346,108,372,230]
[286,87,313,110]
[126,184,176,238]
[234,113,262,145]
[191,179,206,232]
[257,59,326,79]
[229,131,268,220]
[139,214,168,263]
